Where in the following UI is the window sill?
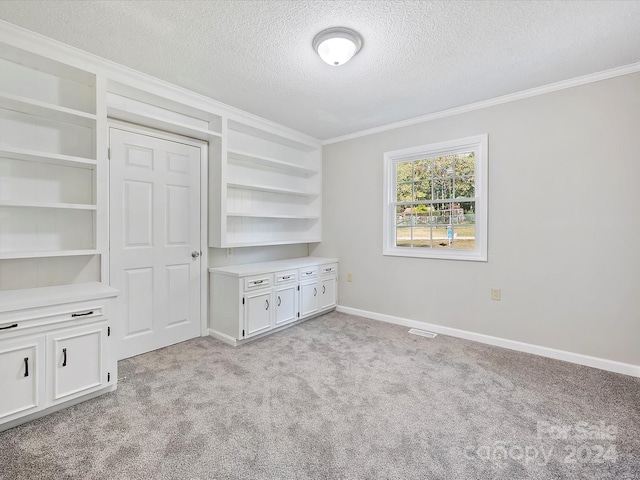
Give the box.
[383,247,487,262]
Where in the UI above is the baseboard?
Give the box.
[336,305,640,378]
[207,329,238,347]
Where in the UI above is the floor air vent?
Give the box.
[408,328,438,338]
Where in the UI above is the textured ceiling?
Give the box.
[0,0,639,140]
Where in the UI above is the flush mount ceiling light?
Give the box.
[313,27,363,66]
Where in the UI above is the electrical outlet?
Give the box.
[491,288,501,301]
[346,272,353,282]
[226,248,233,257]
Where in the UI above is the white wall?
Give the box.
[312,72,640,366]
[208,244,308,268]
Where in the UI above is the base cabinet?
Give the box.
[300,281,319,318]
[210,257,338,345]
[245,290,273,338]
[0,283,118,431]
[0,336,45,423]
[48,323,109,405]
[320,277,337,310]
[274,284,297,327]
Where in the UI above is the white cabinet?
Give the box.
[0,335,45,423]
[319,263,338,310]
[209,257,338,346]
[275,284,298,327]
[245,289,273,338]
[0,283,118,431]
[320,277,338,310]
[47,322,108,405]
[209,120,322,248]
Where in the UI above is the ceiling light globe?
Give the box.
[313,27,362,66]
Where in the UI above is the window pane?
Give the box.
[459,201,476,225]
[433,155,455,179]
[413,159,431,181]
[396,162,413,183]
[413,180,432,201]
[408,224,427,247]
[455,152,475,176]
[397,183,412,202]
[454,175,475,199]
[431,224,450,248]
[397,208,414,247]
[453,225,475,250]
[434,177,453,200]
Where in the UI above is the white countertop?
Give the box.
[209,256,338,277]
[0,282,119,313]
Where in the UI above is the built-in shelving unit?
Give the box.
[0,42,100,291]
[210,120,322,247]
[0,19,325,430]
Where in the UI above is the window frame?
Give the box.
[382,134,488,261]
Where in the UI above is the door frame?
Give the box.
[107,119,209,337]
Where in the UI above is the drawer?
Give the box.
[320,263,338,275]
[299,266,319,278]
[275,270,298,284]
[0,304,106,337]
[244,274,273,291]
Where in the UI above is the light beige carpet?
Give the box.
[1,311,639,479]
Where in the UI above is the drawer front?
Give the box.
[0,303,107,338]
[299,266,319,279]
[320,263,338,276]
[275,270,298,284]
[244,274,273,291]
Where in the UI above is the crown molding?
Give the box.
[323,62,640,145]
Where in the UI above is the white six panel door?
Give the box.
[110,127,202,359]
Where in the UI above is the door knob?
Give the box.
[191,251,201,258]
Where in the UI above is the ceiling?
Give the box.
[0,0,639,141]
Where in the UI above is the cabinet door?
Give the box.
[244,290,272,338]
[320,277,337,310]
[0,336,45,422]
[47,322,108,405]
[300,281,319,318]
[275,285,297,326]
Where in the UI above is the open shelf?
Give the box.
[0,92,96,127]
[0,146,97,169]
[227,149,317,176]
[0,201,97,210]
[0,249,99,260]
[223,239,321,248]
[227,182,318,197]
[227,213,320,220]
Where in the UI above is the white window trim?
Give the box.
[382,134,488,261]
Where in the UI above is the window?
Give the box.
[383,135,488,261]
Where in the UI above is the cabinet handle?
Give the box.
[24,357,29,377]
[265,299,269,310]
[323,285,326,294]
[62,348,67,367]
[283,275,292,280]
[277,296,281,306]
[254,280,264,285]
[313,288,317,297]
[0,323,18,330]
[71,310,94,318]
